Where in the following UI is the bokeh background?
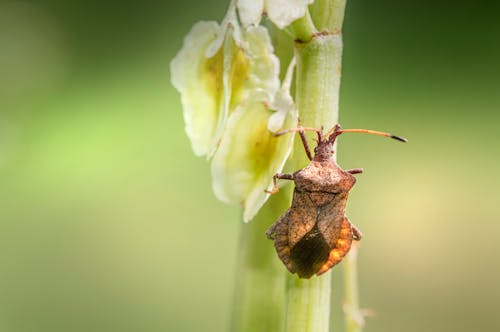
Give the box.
[1,0,499,331]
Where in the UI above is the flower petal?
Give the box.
[210,25,280,156]
[237,0,264,27]
[211,94,296,222]
[170,21,222,156]
[268,56,296,132]
[266,0,315,29]
[242,26,280,98]
[267,88,295,132]
[171,21,280,159]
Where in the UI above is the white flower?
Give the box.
[211,59,298,222]
[170,21,221,156]
[171,2,299,222]
[237,0,315,29]
[170,7,279,157]
[211,94,297,222]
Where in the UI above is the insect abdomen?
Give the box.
[289,222,331,278]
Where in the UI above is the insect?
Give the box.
[266,124,407,278]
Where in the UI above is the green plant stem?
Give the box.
[295,33,343,132]
[289,10,318,42]
[285,32,344,332]
[232,3,350,332]
[230,189,291,332]
[310,0,347,32]
[344,243,364,332]
[285,274,332,332]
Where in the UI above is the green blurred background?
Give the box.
[0,0,499,331]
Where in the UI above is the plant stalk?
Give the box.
[284,30,345,332]
[289,11,318,43]
[310,0,347,33]
[232,2,350,331]
[230,190,291,332]
[343,243,364,332]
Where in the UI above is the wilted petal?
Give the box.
[268,56,296,132]
[237,0,314,29]
[210,25,280,156]
[170,21,223,156]
[266,0,314,29]
[211,94,296,222]
[209,27,244,157]
[237,0,264,27]
[267,91,294,132]
[171,17,281,157]
[267,81,296,132]
[243,26,280,97]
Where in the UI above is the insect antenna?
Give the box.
[331,128,408,143]
[274,127,323,141]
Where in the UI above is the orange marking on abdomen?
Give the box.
[316,219,353,275]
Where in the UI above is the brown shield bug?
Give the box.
[266,124,407,278]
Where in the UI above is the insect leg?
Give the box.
[265,222,277,240]
[273,123,321,160]
[297,126,313,160]
[350,221,363,241]
[346,168,364,175]
[265,173,294,194]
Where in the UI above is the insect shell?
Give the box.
[266,124,406,278]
